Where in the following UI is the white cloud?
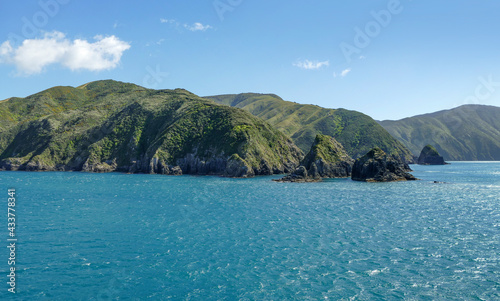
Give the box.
[0,41,13,63]
[341,68,351,77]
[161,19,212,32]
[334,68,352,78]
[160,18,175,24]
[184,22,212,32]
[0,31,130,75]
[293,59,329,70]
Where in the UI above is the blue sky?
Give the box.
[1,0,499,120]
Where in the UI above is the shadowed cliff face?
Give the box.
[275,134,354,182]
[0,80,302,177]
[351,147,417,182]
[417,145,447,165]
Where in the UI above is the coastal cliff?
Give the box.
[351,147,417,182]
[275,134,354,182]
[0,80,302,177]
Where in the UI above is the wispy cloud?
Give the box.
[0,31,130,75]
[161,19,212,32]
[184,22,212,32]
[160,18,176,24]
[341,68,351,77]
[293,59,329,70]
[334,68,352,78]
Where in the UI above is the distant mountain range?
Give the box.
[205,93,413,161]
[1,80,497,176]
[378,105,500,161]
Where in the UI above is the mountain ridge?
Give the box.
[0,80,302,177]
[378,104,500,161]
[205,93,414,162]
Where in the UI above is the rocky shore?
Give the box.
[275,134,354,182]
[351,147,417,182]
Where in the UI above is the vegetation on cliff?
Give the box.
[301,134,353,177]
[205,93,414,162]
[379,105,500,161]
[275,134,354,182]
[351,147,417,182]
[0,80,302,177]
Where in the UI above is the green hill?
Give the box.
[378,105,500,161]
[0,80,302,177]
[205,93,413,161]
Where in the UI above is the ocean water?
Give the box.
[1,162,499,300]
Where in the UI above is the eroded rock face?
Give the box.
[351,147,417,182]
[223,154,255,178]
[274,165,321,183]
[0,159,23,171]
[302,134,354,178]
[275,134,354,182]
[418,145,447,165]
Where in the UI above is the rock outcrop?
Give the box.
[351,147,417,182]
[301,134,354,178]
[273,165,321,182]
[275,134,354,182]
[417,145,448,165]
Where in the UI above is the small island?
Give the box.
[351,147,417,182]
[274,134,354,182]
[417,145,448,165]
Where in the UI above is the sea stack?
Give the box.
[351,147,417,182]
[275,134,354,182]
[417,145,448,165]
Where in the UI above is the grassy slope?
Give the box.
[0,80,301,173]
[420,145,440,157]
[205,93,413,161]
[303,134,350,165]
[378,105,500,160]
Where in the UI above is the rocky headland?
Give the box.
[351,147,417,182]
[0,80,302,177]
[275,134,354,182]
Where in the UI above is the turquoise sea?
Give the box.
[1,162,499,300]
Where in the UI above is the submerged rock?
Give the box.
[418,145,448,165]
[351,147,417,182]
